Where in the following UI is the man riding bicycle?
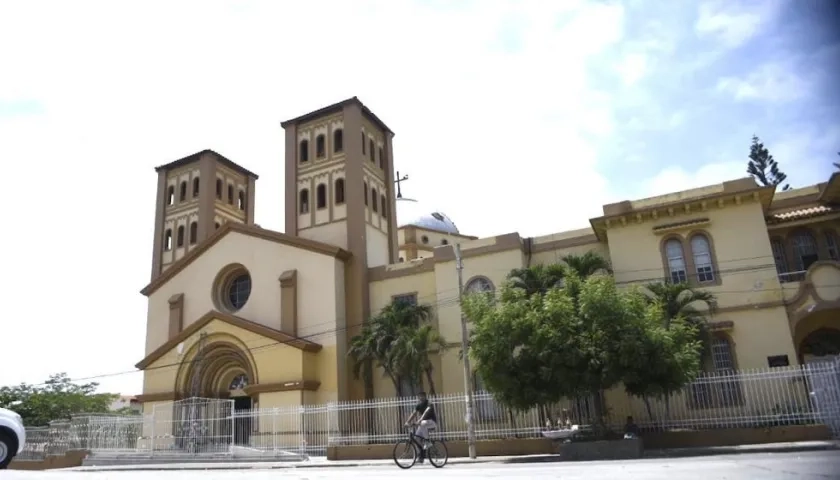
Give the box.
[404,391,437,463]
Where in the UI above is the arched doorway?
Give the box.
[176,337,258,447]
[800,327,840,363]
[794,308,840,365]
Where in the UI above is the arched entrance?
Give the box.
[800,328,840,362]
[176,336,258,447]
[793,308,840,365]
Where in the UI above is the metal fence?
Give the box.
[17,361,840,462]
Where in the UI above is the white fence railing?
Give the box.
[17,362,840,461]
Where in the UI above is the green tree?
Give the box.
[747,135,790,190]
[464,274,673,432]
[561,251,613,278]
[348,300,446,397]
[503,263,567,299]
[642,282,717,356]
[621,315,703,422]
[0,373,118,426]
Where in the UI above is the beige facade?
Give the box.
[137,97,840,421]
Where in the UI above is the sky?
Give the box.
[0,0,838,396]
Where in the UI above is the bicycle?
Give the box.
[392,424,448,469]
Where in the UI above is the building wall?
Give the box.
[364,178,840,399]
[144,232,343,357]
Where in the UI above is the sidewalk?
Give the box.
[60,440,839,472]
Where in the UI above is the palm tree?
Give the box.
[642,281,718,354]
[389,324,447,396]
[505,263,567,298]
[347,300,444,396]
[561,251,613,278]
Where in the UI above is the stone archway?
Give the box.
[175,336,259,447]
[800,327,840,363]
[177,337,258,399]
[794,308,840,364]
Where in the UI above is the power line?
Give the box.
[23,255,813,387]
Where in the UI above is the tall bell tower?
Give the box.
[281,97,399,401]
[149,149,259,280]
[280,97,399,265]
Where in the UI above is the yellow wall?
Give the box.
[142,318,310,396]
[144,231,343,357]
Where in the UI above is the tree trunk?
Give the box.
[591,389,607,438]
[643,396,655,427]
[364,360,375,441]
[424,366,437,397]
[508,409,518,438]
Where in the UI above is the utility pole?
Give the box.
[454,243,478,459]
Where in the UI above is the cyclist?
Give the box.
[404,391,437,463]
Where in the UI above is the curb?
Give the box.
[61,442,840,472]
[642,441,840,459]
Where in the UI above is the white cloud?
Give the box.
[0,0,631,393]
[616,53,648,86]
[716,62,811,103]
[643,162,749,197]
[694,0,782,49]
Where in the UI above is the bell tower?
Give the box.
[281,98,399,402]
[149,149,259,280]
[281,97,399,265]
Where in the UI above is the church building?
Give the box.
[135,97,840,417]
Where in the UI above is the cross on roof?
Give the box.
[394,171,409,199]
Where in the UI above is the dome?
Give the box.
[396,198,460,235]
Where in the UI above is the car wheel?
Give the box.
[0,430,15,469]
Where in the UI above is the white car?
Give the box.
[0,407,26,469]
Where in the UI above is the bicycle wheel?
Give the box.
[427,440,448,468]
[392,439,417,469]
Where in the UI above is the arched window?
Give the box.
[665,238,687,283]
[179,181,187,202]
[315,134,325,158]
[441,239,449,245]
[824,230,839,261]
[369,139,375,162]
[299,139,309,162]
[381,194,387,217]
[466,277,494,294]
[690,234,714,283]
[216,179,223,199]
[167,186,175,205]
[164,229,173,250]
[333,129,343,153]
[192,177,200,197]
[379,147,384,168]
[176,225,185,247]
[189,222,198,244]
[316,183,327,209]
[299,189,309,214]
[771,238,790,281]
[371,188,378,212]
[361,133,366,154]
[363,182,368,206]
[335,178,345,204]
[791,231,818,272]
[238,190,246,210]
[229,374,248,391]
[215,222,220,230]
[227,184,234,204]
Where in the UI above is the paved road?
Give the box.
[5,451,840,479]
